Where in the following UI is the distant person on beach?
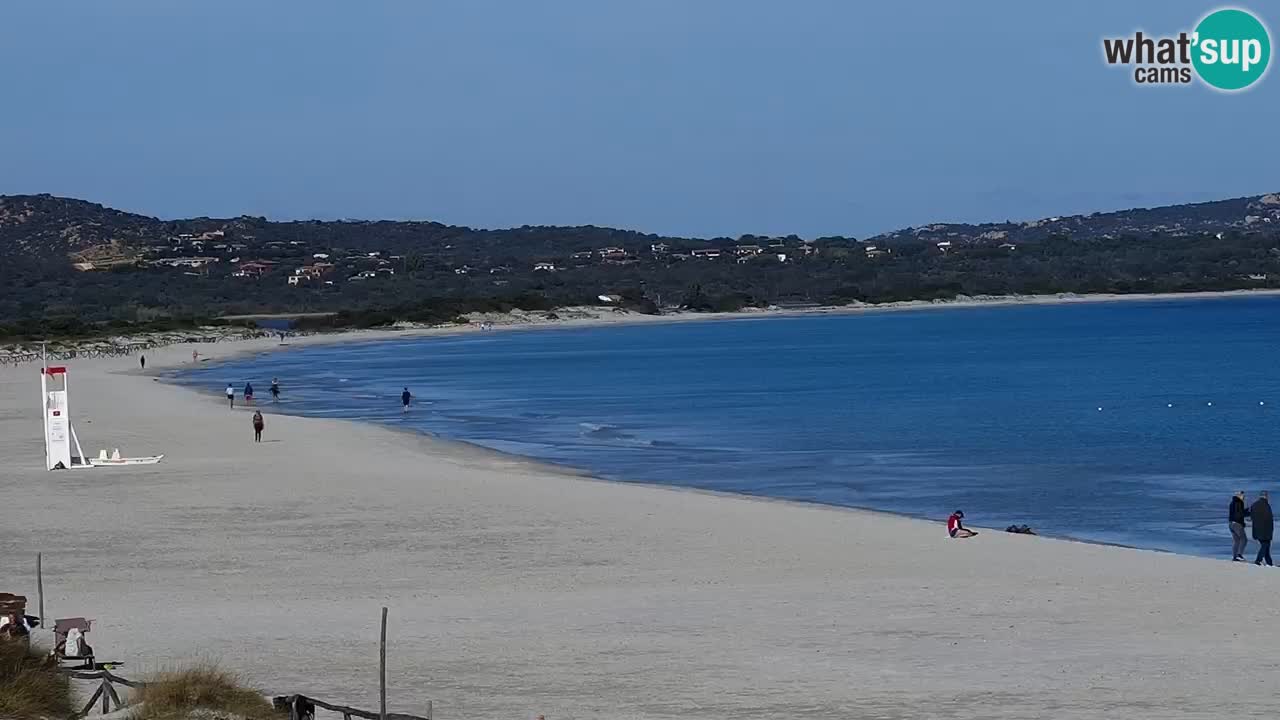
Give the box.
[252,410,265,443]
[225,383,235,408]
[270,378,281,402]
[948,510,976,539]
[402,387,412,412]
[244,382,254,404]
[1251,492,1273,566]
[1230,490,1250,561]
[193,350,199,363]
[139,355,146,370]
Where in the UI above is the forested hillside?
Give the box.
[2,192,1279,338]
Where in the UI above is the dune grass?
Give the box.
[133,665,282,720]
[0,639,74,719]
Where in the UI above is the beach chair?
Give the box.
[54,617,95,668]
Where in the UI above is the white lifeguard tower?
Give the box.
[40,364,90,470]
[40,356,163,470]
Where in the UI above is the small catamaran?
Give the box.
[89,448,164,467]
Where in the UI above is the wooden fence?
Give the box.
[60,669,432,720]
[0,329,312,367]
[62,668,140,717]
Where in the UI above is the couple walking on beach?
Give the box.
[1229,491,1273,565]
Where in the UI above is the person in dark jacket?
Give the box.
[1251,491,1274,566]
[1229,491,1250,561]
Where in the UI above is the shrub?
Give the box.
[134,665,280,720]
[0,640,73,719]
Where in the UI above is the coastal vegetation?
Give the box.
[2,192,1280,338]
[132,665,280,720]
[0,640,73,719]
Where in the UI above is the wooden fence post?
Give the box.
[37,553,45,630]
[80,682,105,718]
[105,679,123,712]
[379,607,388,720]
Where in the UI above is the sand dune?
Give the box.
[2,337,1278,720]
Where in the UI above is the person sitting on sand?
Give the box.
[252,410,265,443]
[948,510,977,539]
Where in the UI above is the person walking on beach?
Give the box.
[192,349,199,364]
[252,410,265,443]
[401,387,412,413]
[1251,491,1274,566]
[244,381,255,405]
[947,510,977,539]
[1230,491,1250,561]
[225,383,236,409]
[139,355,146,370]
[270,377,281,402]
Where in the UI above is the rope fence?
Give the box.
[0,329,319,367]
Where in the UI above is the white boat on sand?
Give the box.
[87,449,165,467]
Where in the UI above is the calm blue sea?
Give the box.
[176,298,1280,558]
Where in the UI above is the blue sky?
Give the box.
[1,1,1275,238]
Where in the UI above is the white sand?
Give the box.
[2,334,1280,720]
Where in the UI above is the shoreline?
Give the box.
[154,294,1257,561]
[161,361,1174,560]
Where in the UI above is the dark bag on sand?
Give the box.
[273,696,314,720]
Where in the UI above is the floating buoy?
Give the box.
[1097,407,1103,412]
[1208,402,1214,407]
[1261,401,1267,406]
[1167,403,1173,408]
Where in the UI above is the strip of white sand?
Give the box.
[2,337,1279,720]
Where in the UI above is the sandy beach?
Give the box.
[4,329,1280,720]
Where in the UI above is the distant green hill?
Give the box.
[2,191,1279,338]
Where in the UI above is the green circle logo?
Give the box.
[1192,8,1271,91]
